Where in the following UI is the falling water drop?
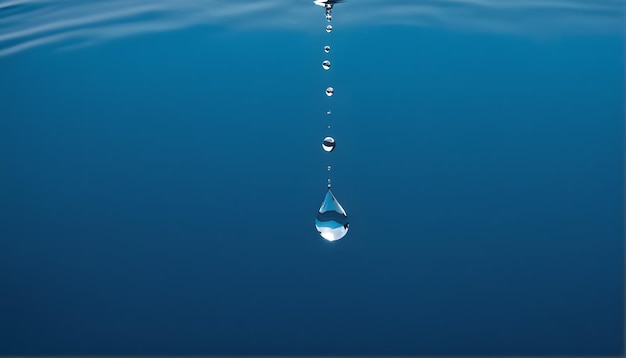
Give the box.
[326,110,331,115]
[326,14,332,22]
[327,165,332,171]
[324,45,330,53]
[315,189,349,241]
[326,25,333,33]
[322,136,336,152]
[322,60,331,70]
[325,87,334,96]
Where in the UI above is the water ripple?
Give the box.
[0,0,622,57]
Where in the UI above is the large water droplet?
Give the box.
[324,45,330,53]
[315,189,349,241]
[326,87,334,96]
[322,60,331,70]
[322,136,335,152]
[326,25,333,33]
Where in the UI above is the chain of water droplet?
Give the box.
[323,3,334,189]
[314,1,350,242]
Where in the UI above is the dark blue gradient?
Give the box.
[0,8,623,356]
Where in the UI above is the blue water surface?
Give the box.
[0,0,623,355]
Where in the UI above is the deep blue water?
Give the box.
[0,0,624,355]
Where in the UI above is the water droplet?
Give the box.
[324,46,330,53]
[315,189,349,242]
[327,165,332,171]
[326,14,332,22]
[326,110,331,115]
[326,25,333,33]
[322,136,336,152]
[322,60,331,70]
[325,87,334,96]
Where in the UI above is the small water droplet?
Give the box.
[326,25,333,33]
[326,110,331,115]
[324,45,330,53]
[322,60,331,70]
[325,87,334,96]
[327,165,332,171]
[322,136,336,152]
[315,189,349,241]
[326,14,332,22]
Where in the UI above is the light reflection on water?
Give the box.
[0,0,622,57]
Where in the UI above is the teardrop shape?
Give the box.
[315,189,349,241]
